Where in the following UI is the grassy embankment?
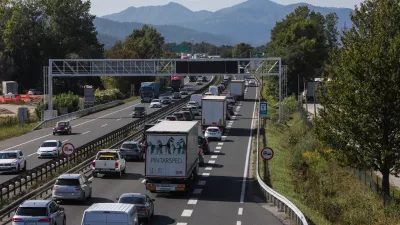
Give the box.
[256,78,400,225]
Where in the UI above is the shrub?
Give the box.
[35,102,47,120]
[53,92,80,113]
[94,88,124,105]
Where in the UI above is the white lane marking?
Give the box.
[177,223,187,225]
[240,85,257,204]
[181,209,193,217]
[198,180,206,185]
[216,146,222,150]
[223,132,229,135]
[237,221,242,225]
[226,125,232,128]
[188,198,198,205]
[4,134,52,150]
[141,179,147,183]
[218,143,223,146]
[208,160,215,164]
[27,152,36,157]
[232,116,236,119]
[238,208,243,215]
[101,124,107,127]
[214,150,220,153]
[225,129,230,133]
[205,167,212,171]
[63,139,69,143]
[193,188,203,194]
[82,131,91,135]
[222,136,228,139]
[116,118,121,121]
[211,155,218,159]
[201,173,210,177]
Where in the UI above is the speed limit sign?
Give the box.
[62,143,75,156]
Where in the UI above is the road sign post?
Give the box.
[260,101,268,118]
[62,143,75,168]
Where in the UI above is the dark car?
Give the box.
[198,136,210,154]
[53,121,71,135]
[160,96,172,104]
[181,107,195,120]
[132,106,147,118]
[181,111,192,121]
[227,104,234,115]
[119,141,144,161]
[202,76,208,82]
[173,92,181,99]
[173,112,185,121]
[165,115,178,121]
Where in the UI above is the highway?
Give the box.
[53,81,283,225]
[0,77,210,183]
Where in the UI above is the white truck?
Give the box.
[201,96,227,132]
[190,94,202,109]
[144,121,199,193]
[230,80,245,100]
[91,150,126,178]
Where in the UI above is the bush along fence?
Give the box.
[0,76,217,219]
[254,78,309,225]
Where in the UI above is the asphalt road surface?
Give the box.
[0,77,211,184]
[55,81,283,225]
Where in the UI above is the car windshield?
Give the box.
[121,143,138,149]
[174,92,180,95]
[152,99,160,102]
[119,196,145,205]
[41,142,57,147]
[166,117,176,120]
[57,122,68,126]
[0,153,17,159]
[208,128,219,132]
[16,207,48,216]
[134,107,145,111]
[161,97,170,100]
[181,89,187,91]
[55,178,80,186]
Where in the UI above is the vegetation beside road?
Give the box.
[0,115,39,141]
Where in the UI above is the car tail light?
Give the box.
[39,218,51,222]
[137,207,146,211]
[12,218,22,222]
[115,162,119,168]
[92,161,95,167]
[54,185,58,190]
[75,186,81,190]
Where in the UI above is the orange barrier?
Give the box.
[0,92,39,103]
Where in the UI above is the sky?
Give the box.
[90,0,362,16]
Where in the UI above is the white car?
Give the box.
[187,105,200,116]
[150,99,162,108]
[37,140,63,158]
[187,101,200,109]
[205,127,222,141]
[0,150,26,173]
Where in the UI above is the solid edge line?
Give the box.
[240,86,257,203]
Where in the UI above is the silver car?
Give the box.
[180,88,188,95]
[119,141,144,161]
[117,193,155,222]
[52,174,92,203]
[12,200,66,225]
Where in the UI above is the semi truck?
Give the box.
[144,121,199,193]
[139,82,160,103]
[230,80,245,100]
[171,76,185,92]
[201,96,227,132]
[1,81,18,95]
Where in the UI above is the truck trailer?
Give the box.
[171,76,185,92]
[139,82,160,103]
[230,80,245,100]
[201,96,227,132]
[144,121,199,193]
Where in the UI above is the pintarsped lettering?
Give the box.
[150,158,183,164]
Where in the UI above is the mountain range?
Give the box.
[96,0,354,48]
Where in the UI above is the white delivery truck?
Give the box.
[230,80,245,100]
[208,86,219,96]
[144,121,199,193]
[190,94,202,109]
[81,203,139,225]
[201,96,227,132]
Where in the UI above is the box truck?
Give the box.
[230,80,245,100]
[139,82,160,103]
[144,121,199,193]
[201,96,227,132]
[171,76,185,92]
[2,81,18,95]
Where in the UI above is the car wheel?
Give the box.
[119,170,122,177]
[122,167,126,174]
[63,216,66,225]
[88,187,92,199]
[53,132,55,135]
[16,164,20,173]
[69,130,71,135]
[23,161,26,171]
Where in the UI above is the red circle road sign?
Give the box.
[62,143,75,156]
[261,147,274,160]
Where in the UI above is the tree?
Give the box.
[314,0,400,197]
[232,43,252,58]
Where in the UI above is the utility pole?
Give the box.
[191,38,195,57]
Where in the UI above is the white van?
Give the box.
[81,203,139,225]
[190,94,202,109]
[209,86,219,96]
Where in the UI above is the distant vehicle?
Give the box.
[81,203,139,225]
[226,95,235,105]
[53,121,71,135]
[0,150,26,173]
[173,92,181,99]
[52,173,92,203]
[189,76,197,82]
[120,141,144,161]
[187,105,200,116]
[209,86,219,96]
[92,150,126,178]
[187,101,200,109]
[37,140,63,158]
[181,107,195,119]
[201,96,227,132]
[248,80,257,87]
[132,106,147,118]
[181,111,193,121]
[165,115,178,121]
[171,76,185,92]
[117,193,155,223]
[160,96,171,104]
[198,136,210,154]
[28,89,41,95]
[139,82,160,103]
[190,94,202,109]
[150,99,162,108]
[12,200,66,225]
[196,80,203,85]
[180,88,189,95]
[202,76,208,82]
[173,112,185,121]
[205,126,222,141]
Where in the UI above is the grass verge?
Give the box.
[123,96,139,103]
[0,121,40,141]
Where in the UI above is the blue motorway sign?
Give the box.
[260,101,267,117]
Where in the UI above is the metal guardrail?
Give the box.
[254,77,309,225]
[32,100,124,130]
[0,76,218,220]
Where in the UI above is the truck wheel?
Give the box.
[122,167,126,174]
[118,170,122,178]
[92,172,98,178]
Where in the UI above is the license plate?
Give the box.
[156,186,175,191]
[25,223,36,225]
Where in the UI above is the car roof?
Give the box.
[122,141,138,144]
[173,112,183,115]
[188,101,197,103]
[135,106,145,109]
[57,173,81,179]
[3,149,20,153]
[120,193,146,198]
[43,140,59,143]
[207,127,219,130]
[20,200,51,207]
[57,121,68,123]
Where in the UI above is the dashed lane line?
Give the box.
[193,188,203,194]
[236,221,242,225]
[201,173,210,177]
[205,167,212,171]
[101,124,107,127]
[208,160,215,164]
[177,223,187,225]
[218,143,224,146]
[141,179,147,183]
[116,118,121,121]
[211,155,218,159]
[81,131,91,135]
[181,209,193,217]
[238,207,243,215]
[198,180,207,185]
[188,198,198,205]
[216,146,222,150]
